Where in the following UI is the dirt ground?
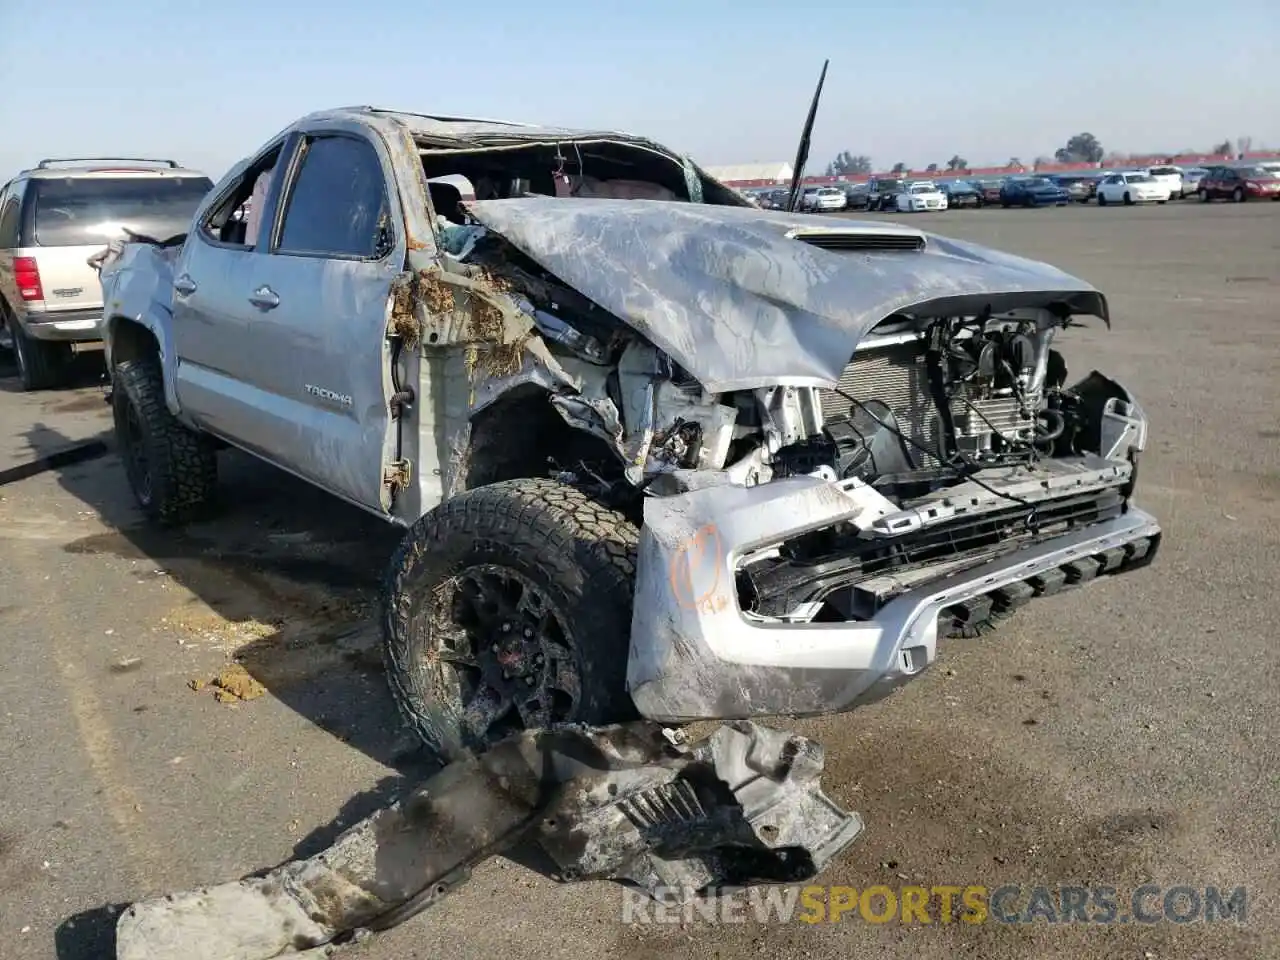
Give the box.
[0,201,1277,960]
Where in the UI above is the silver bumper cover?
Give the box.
[23,307,104,342]
[627,475,1161,723]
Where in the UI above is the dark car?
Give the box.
[938,179,983,208]
[1199,165,1280,202]
[756,189,789,210]
[999,176,1070,207]
[841,182,871,210]
[865,177,906,211]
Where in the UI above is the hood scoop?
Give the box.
[787,226,927,252]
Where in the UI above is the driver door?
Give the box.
[236,129,404,514]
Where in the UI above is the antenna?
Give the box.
[785,59,829,213]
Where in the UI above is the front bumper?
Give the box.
[20,307,104,343]
[627,476,1160,723]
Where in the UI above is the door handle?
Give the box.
[248,286,279,310]
[174,275,197,296]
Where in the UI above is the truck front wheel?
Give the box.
[382,478,639,762]
[111,357,217,525]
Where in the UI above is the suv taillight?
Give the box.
[14,257,44,301]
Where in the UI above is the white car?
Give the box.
[807,186,848,212]
[1096,172,1170,206]
[1145,165,1185,198]
[1182,167,1210,195]
[895,181,948,212]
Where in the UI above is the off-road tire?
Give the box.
[111,357,217,525]
[11,321,70,391]
[382,478,640,762]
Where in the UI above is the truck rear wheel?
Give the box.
[111,357,217,525]
[382,478,639,762]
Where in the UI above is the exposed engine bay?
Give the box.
[457,230,1138,496]
[436,219,1147,629]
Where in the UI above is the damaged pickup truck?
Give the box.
[97,107,1161,761]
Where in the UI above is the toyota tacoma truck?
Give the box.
[95,106,1161,761]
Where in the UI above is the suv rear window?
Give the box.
[26,176,213,247]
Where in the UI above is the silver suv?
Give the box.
[0,158,212,389]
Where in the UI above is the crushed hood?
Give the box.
[466,197,1108,393]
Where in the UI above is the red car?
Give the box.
[976,179,1005,204]
[1199,165,1280,202]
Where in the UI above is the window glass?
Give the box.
[0,190,20,247]
[277,136,389,258]
[29,176,212,247]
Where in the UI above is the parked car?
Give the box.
[92,105,1160,762]
[757,189,790,210]
[938,180,983,208]
[894,181,948,212]
[998,177,1070,207]
[1046,175,1096,203]
[1198,165,1280,202]
[808,186,848,212]
[1181,167,1210,195]
[865,177,906,211]
[1095,172,1170,205]
[841,182,870,210]
[975,179,1006,205]
[0,158,212,390]
[1145,165,1185,199]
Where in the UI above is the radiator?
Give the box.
[819,339,944,465]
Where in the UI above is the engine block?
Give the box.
[818,336,1041,466]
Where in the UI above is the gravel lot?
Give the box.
[1,201,1277,960]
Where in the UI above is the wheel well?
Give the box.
[108,318,160,368]
[465,386,624,491]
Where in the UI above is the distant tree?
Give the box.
[891,161,907,175]
[1053,132,1104,164]
[1033,156,1053,169]
[946,155,968,171]
[1211,139,1233,156]
[1236,136,1253,158]
[825,151,872,176]
[926,163,939,173]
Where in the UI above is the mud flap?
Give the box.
[115,721,862,960]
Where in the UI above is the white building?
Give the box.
[701,162,795,185]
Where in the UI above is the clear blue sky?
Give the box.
[2,0,1276,181]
